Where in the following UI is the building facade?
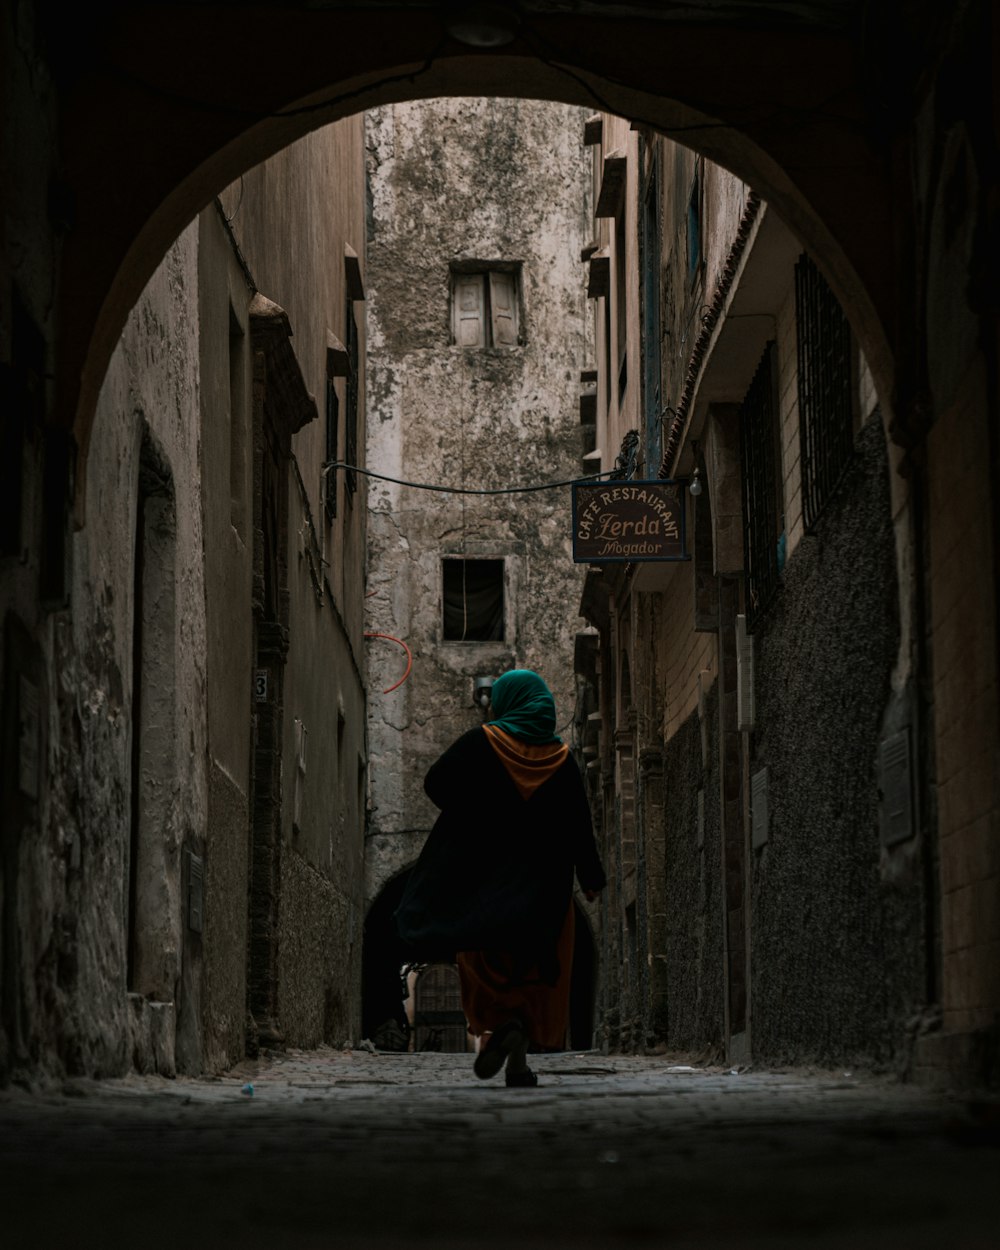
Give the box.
[0,120,368,1080]
[362,97,599,1049]
[580,117,933,1070]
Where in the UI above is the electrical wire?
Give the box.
[324,461,611,495]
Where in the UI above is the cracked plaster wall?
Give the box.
[364,98,594,907]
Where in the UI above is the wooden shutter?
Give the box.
[489,271,518,346]
[453,273,485,346]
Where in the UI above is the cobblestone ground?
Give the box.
[1,1047,998,1249]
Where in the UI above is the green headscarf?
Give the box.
[486,669,561,744]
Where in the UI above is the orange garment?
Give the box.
[457,902,576,1050]
[482,724,569,800]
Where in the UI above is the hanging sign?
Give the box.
[572,479,688,563]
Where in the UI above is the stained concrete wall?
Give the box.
[364,98,593,912]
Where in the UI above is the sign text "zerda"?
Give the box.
[572,480,688,563]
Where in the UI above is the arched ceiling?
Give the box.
[32,0,938,442]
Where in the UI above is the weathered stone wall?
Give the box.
[365,99,593,912]
[3,225,208,1082]
[749,415,926,1069]
[277,850,358,1047]
[0,111,370,1080]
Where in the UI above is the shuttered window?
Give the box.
[451,268,520,347]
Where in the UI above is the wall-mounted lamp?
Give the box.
[688,439,703,496]
[473,676,494,709]
[446,3,520,47]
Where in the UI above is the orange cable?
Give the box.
[364,632,413,694]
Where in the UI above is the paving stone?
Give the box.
[0,1048,997,1248]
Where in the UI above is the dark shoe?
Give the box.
[473,1019,526,1080]
[505,1066,538,1088]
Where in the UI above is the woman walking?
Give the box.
[395,669,605,1086]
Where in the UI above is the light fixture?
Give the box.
[473,676,494,708]
[446,3,520,47]
[688,438,703,496]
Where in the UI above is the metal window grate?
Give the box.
[740,341,781,630]
[795,254,854,532]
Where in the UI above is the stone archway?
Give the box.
[6,0,997,1088]
[42,4,918,486]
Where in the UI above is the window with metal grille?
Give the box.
[442,558,504,642]
[740,341,782,630]
[345,300,359,497]
[795,254,854,532]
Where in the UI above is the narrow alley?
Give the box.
[3,8,999,1245]
[2,1047,997,1249]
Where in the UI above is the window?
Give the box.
[795,254,855,532]
[740,341,783,630]
[442,558,504,641]
[451,267,520,347]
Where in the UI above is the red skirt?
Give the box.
[456,903,575,1050]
